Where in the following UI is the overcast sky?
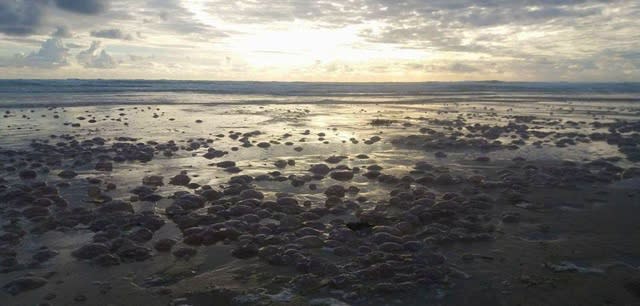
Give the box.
[0,0,639,81]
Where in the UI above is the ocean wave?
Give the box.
[0,80,638,107]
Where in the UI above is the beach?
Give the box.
[1,81,640,305]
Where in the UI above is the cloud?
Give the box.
[196,0,607,28]
[448,62,480,73]
[2,36,43,45]
[0,0,638,80]
[65,42,84,48]
[357,1,610,48]
[52,25,72,37]
[145,0,228,38]
[0,0,110,36]
[90,28,133,40]
[199,1,366,26]
[0,0,46,36]
[53,0,109,15]
[405,62,483,74]
[13,37,70,68]
[76,41,118,68]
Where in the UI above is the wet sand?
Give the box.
[1,101,640,306]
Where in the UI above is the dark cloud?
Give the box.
[356,1,610,48]
[0,0,46,36]
[116,0,227,44]
[53,0,109,15]
[452,5,603,27]
[0,0,109,36]
[199,0,609,28]
[201,1,365,26]
[147,0,228,37]
[90,28,132,40]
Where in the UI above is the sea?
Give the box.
[0,79,638,107]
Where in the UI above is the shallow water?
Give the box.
[1,85,640,305]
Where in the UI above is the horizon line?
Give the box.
[1,78,639,84]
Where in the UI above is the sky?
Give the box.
[0,0,639,82]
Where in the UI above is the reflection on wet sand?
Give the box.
[1,101,640,305]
